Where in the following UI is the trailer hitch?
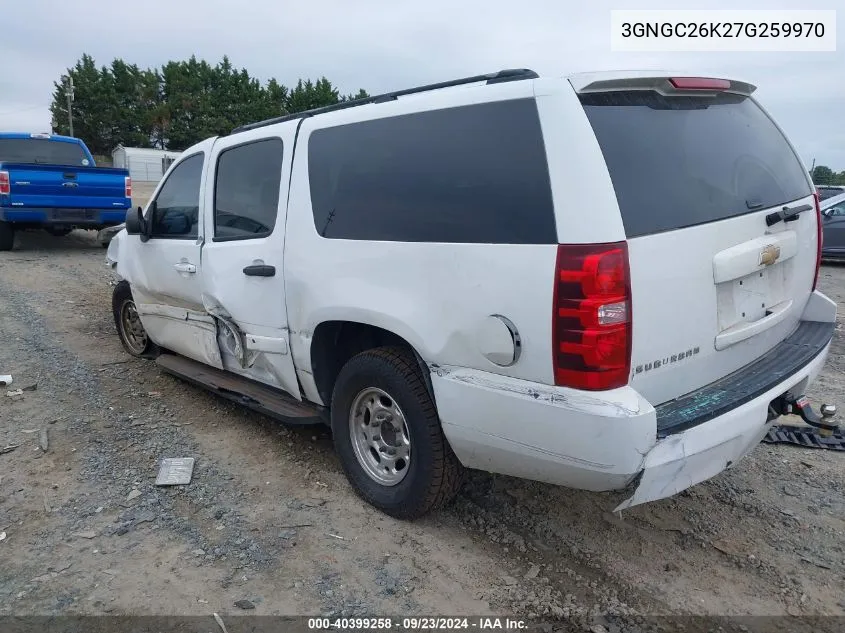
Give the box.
[772,393,838,435]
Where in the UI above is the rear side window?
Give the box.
[214,138,284,240]
[580,91,813,238]
[0,138,89,166]
[307,99,556,244]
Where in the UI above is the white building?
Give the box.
[112,146,182,183]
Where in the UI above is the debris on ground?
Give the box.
[6,389,24,401]
[0,375,12,386]
[0,444,19,455]
[21,383,37,392]
[763,425,845,450]
[0,532,6,542]
[155,457,195,486]
[233,599,255,610]
[39,428,49,452]
[126,489,142,502]
[75,531,97,539]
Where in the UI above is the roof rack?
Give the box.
[230,68,539,134]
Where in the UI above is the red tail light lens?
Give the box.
[669,77,731,91]
[125,176,132,199]
[813,192,822,291]
[0,171,9,195]
[553,242,632,391]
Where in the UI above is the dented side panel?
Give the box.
[197,122,302,399]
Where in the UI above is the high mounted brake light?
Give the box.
[813,192,823,291]
[0,171,9,195]
[553,242,632,391]
[669,77,731,91]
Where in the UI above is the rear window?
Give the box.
[579,91,813,238]
[0,138,89,166]
[307,99,556,244]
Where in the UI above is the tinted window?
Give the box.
[580,91,813,238]
[307,99,555,243]
[214,138,284,240]
[0,138,89,166]
[818,187,845,201]
[150,153,203,238]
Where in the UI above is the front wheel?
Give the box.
[331,347,464,519]
[112,280,156,358]
[0,222,14,251]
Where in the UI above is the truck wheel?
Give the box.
[331,346,464,519]
[0,222,14,251]
[112,281,156,358]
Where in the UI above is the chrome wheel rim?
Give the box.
[120,299,148,355]
[349,387,411,486]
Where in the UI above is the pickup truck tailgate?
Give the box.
[2,163,129,209]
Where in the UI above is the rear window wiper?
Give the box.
[765,203,813,227]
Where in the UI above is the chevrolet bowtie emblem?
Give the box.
[759,244,781,267]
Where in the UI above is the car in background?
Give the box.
[816,184,845,201]
[820,192,845,260]
[0,132,131,250]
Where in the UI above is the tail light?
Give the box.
[0,171,9,195]
[812,192,822,291]
[125,176,132,199]
[553,242,632,391]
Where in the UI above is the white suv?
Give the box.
[106,69,837,519]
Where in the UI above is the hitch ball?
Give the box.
[820,404,837,418]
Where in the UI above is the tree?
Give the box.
[49,54,370,151]
[811,165,834,185]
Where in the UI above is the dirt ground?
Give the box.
[0,230,843,630]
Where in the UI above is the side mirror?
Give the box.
[822,208,834,218]
[125,206,144,235]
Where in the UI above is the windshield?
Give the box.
[580,91,813,237]
[0,138,90,166]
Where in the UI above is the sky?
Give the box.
[1,0,843,169]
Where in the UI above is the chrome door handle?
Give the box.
[173,262,196,274]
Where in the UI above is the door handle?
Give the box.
[243,264,275,277]
[173,262,197,274]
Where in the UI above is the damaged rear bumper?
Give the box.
[432,291,836,510]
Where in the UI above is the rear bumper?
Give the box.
[432,291,837,509]
[0,207,127,227]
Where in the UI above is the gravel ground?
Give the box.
[0,230,843,631]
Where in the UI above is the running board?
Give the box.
[155,353,325,426]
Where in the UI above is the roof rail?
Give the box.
[230,68,539,134]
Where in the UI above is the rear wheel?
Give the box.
[112,280,156,358]
[0,222,14,251]
[331,346,464,519]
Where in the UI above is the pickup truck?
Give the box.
[0,133,131,250]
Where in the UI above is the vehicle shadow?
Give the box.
[5,228,104,254]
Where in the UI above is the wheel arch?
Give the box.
[309,320,435,408]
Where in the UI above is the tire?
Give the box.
[331,346,464,519]
[112,280,157,358]
[0,222,14,251]
[45,227,73,237]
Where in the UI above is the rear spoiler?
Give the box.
[569,73,756,97]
